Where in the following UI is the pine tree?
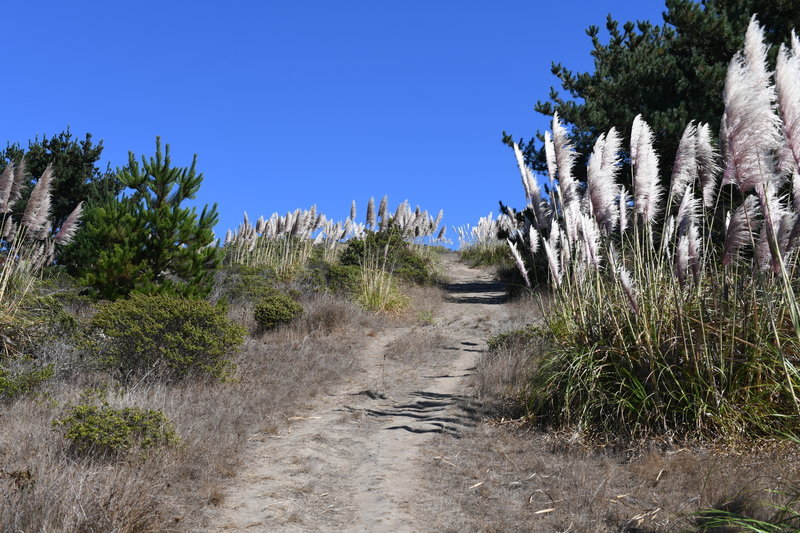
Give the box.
[507,0,800,181]
[75,138,221,299]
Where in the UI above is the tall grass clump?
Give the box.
[0,161,82,396]
[456,212,516,266]
[224,197,446,280]
[507,18,800,441]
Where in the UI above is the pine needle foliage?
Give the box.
[76,138,221,299]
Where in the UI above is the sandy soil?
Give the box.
[207,253,505,532]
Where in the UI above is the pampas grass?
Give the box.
[500,18,800,441]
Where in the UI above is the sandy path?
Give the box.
[207,253,505,532]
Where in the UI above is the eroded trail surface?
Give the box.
[209,254,505,532]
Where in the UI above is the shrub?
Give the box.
[88,293,245,381]
[254,292,304,330]
[319,262,361,295]
[0,363,54,399]
[340,227,436,285]
[53,403,179,456]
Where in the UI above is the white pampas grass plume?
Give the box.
[688,225,702,284]
[508,239,531,288]
[366,197,376,231]
[723,194,761,265]
[378,195,388,230]
[542,235,561,287]
[619,185,629,235]
[696,123,721,207]
[580,213,602,270]
[54,201,83,245]
[722,16,784,192]
[528,225,540,259]
[586,132,620,232]
[513,142,546,228]
[676,186,699,237]
[0,164,14,214]
[631,115,662,223]
[5,159,27,214]
[777,33,800,173]
[349,200,357,223]
[551,113,579,210]
[663,215,676,251]
[671,123,698,202]
[675,233,690,286]
[544,131,558,189]
[21,164,54,234]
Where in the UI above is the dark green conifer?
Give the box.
[75,138,221,299]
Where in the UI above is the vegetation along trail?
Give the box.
[209,252,506,532]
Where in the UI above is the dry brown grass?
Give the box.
[425,425,800,532]
[423,310,800,532]
[0,292,378,532]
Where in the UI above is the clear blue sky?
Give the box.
[5,1,668,241]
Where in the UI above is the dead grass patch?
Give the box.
[0,292,378,532]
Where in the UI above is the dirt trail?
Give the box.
[208,253,505,532]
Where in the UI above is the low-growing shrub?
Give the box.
[254,292,304,330]
[53,403,179,456]
[0,362,54,399]
[88,293,246,381]
[320,262,361,295]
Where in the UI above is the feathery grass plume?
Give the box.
[508,239,531,288]
[722,16,784,192]
[551,113,580,210]
[755,183,791,273]
[663,215,676,253]
[630,115,662,223]
[777,32,800,173]
[670,122,698,202]
[676,186,699,237]
[542,235,561,287]
[0,163,14,214]
[580,213,602,270]
[366,197,376,231]
[349,200,357,223]
[618,185,629,235]
[687,224,702,284]
[697,123,722,207]
[675,233,690,286]
[378,195,388,231]
[513,142,547,228]
[528,225,540,258]
[586,132,619,233]
[256,215,266,234]
[6,159,26,215]
[20,163,54,234]
[54,201,83,245]
[544,131,558,190]
[722,194,761,265]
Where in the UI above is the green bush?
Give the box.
[0,363,54,399]
[321,263,361,295]
[53,403,179,455]
[254,292,304,330]
[89,293,246,381]
[339,228,436,285]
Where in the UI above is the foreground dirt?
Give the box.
[207,253,506,532]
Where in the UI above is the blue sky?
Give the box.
[5,1,668,242]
